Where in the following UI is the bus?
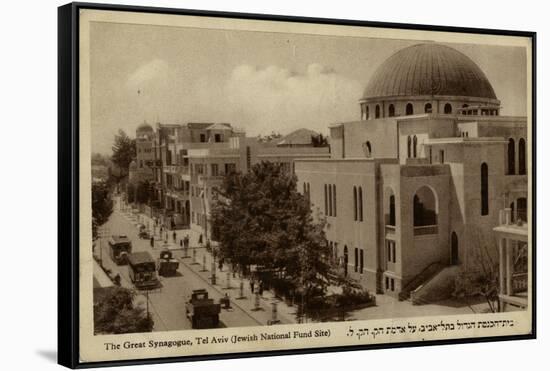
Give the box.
[108,235,132,265]
[127,251,160,290]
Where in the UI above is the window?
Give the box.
[406,103,414,115]
[375,104,381,118]
[387,240,396,263]
[517,197,527,222]
[354,248,358,273]
[507,138,515,175]
[328,183,333,216]
[343,246,349,276]
[214,133,222,142]
[359,249,364,274]
[366,106,369,120]
[439,149,445,164]
[211,163,219,176]
[324,184,328,215]
[389,195,396,226]
[519,138,526,175]
[391,278,395,291]
[358,186,363,221]
[388,104,395,117]
[332,184,337,217]
[365,141,372,157]
[224,163,236,174]
[200,133,206,142]
[407,136,412,158]
[353,186,357,221]
[413,186,438,227]
[481,163,489,216]
[424,103,432,113]
[444,103,452,114]
[413,135,418,158]
[361,105,367,120]
[385,277,389,290]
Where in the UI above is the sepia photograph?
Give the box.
[65,4,534,366]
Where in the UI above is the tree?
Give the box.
[126,183,136,204]
[92,181,113,239]
[453,228,499,313]
[94,286,154,334]
[211,161,332,302]
[111,129,136,178]
[136,180,153,204]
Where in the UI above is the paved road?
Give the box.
[95,198,260,332]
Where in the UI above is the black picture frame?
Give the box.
[58,2,537,368]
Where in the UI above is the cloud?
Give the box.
[219,63,362,136]
[127,59,171,88]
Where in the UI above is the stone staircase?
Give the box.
[398,262,445,301]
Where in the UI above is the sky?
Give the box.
[90,21,528,154]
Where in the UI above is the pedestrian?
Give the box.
[173,231,177,243]
[184,235,189,249]
[259,281,264,297]
[250,280,255,294]
[150,236,154,248]
[198,234,203,245]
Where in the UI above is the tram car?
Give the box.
[127,251,160,290]
[108,235,132,265]
[157,249,179,277]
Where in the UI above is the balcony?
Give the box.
[413,225,438,236]
[198,175,226,184]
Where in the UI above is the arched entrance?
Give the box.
[451,232,459,265]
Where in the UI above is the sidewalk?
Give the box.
[179,246,299,325]
[125,208,302,325]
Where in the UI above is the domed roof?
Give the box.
[363,43,496,100]
[137,122,153,132]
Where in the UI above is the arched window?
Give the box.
[343,246,349,276]
[365,141,372,158]
[388,104,395,117]
[328,183,333,216]
[324,184,328,215]
[444,103,452,114]
[406,103,414,115]
[358,186,363,221]
[451,232,459,265]
[407,136,412,158]
[517,197,527,222]
[481,163,489,216]
[413,186,438,228]
[507,138,515,175]
[424,103,432,113]
[353,186,357,221]
[519,138,526,175]
[375,104,381,118]
[389,194,396,226]
[332,184,337,217]
[413,135,418,158]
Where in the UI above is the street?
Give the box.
[95,196,263,331]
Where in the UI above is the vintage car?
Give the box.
[127,251,160,290]
[157,249,179,277]
[108,235,132,265]
[185,289,221,329]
